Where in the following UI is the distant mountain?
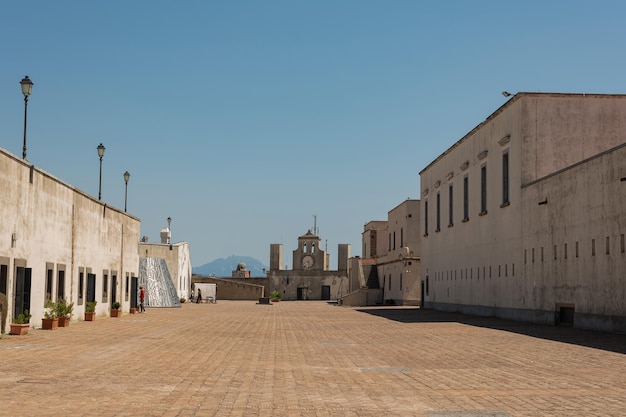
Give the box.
[193,255,268,277]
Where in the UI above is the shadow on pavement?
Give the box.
[355,307,626,354]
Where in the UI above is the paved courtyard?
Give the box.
[1,301,625,417]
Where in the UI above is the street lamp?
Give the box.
[123,171,130,212]
[97,143,105,200]
[20,76,33,159]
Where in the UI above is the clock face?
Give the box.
[302,255,314,270]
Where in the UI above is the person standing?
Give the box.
[139,286,146,313]
[196,288,202,304]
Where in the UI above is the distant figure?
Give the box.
[196,288,202,304]
[139,286,146,312]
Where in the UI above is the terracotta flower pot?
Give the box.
[10,323,30,336]
[58,317,71,327]
[111,309,122,318]
[42,317,59,330]
[84,312,96,321]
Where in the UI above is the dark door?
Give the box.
[297,287,304,300]
[130,276,138,308]
[111,275,118,305]
[14,267,32,318]
[86,273,96,303]
[321,285,331,300]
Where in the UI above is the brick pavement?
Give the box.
[1,301,625,417]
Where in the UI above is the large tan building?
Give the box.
[420,93,626,333]
[0,147,140,331]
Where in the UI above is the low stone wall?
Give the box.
[192,276,267,300]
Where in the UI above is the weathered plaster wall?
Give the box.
[0,147,140,327]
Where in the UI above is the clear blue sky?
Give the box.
[1,1,625,268]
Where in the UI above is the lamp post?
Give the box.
[97,143,105,200]
[167,217,172,244]
[123,171,130,212]
[20,76,34,159]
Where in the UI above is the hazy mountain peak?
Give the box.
[192,255,268,277]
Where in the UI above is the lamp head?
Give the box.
[97,143,106,158]
[20,76,33,96]
[123,171,130,183]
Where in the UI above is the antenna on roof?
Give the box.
[313,214,318,235]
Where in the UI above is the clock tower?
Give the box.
[294,230,326,271]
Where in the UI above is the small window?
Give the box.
[606,237,610,255]
[592,239,596,256]
[621,234,625,253]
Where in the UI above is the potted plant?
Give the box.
[269,290,283,302]
[56,298,74,327]
[111,301,122,318]
[84,301,97,321]
[42,300,59,330]
[10,310,31,336]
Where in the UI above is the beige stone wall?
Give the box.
[362,221,388,258]
[268,270,348,301]
[0,147,140,326]
[376,200,421,305]
[420,93,626,332]
[192,276,266,300]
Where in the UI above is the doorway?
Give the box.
[321,285,331,300]
[14,266,32,318]
[297,287,308,300]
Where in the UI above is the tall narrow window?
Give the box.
[502,151,510,206]
[46,266,53,302]
[57,269,65,300]
[400,228,404,247]
[463,175,469,221]
[393,232,396,250]
[424,200,429,236]
[480,165,487,215]
[448,184,454,227]
[78,270,84,305]
[436,193,441,231]
[102,272,108,302]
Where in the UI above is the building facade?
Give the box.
[420,93,626,332]
[0,147,140,332]
[139,234,192,304]
[345,200,421,306]
[267,230,350,301]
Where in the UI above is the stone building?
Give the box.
[267,230,350,301]
[138,229,191,307]
[0,146,140,331]
[231,262,251,278]
[343,200,421,306]
[420,92,626,333]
